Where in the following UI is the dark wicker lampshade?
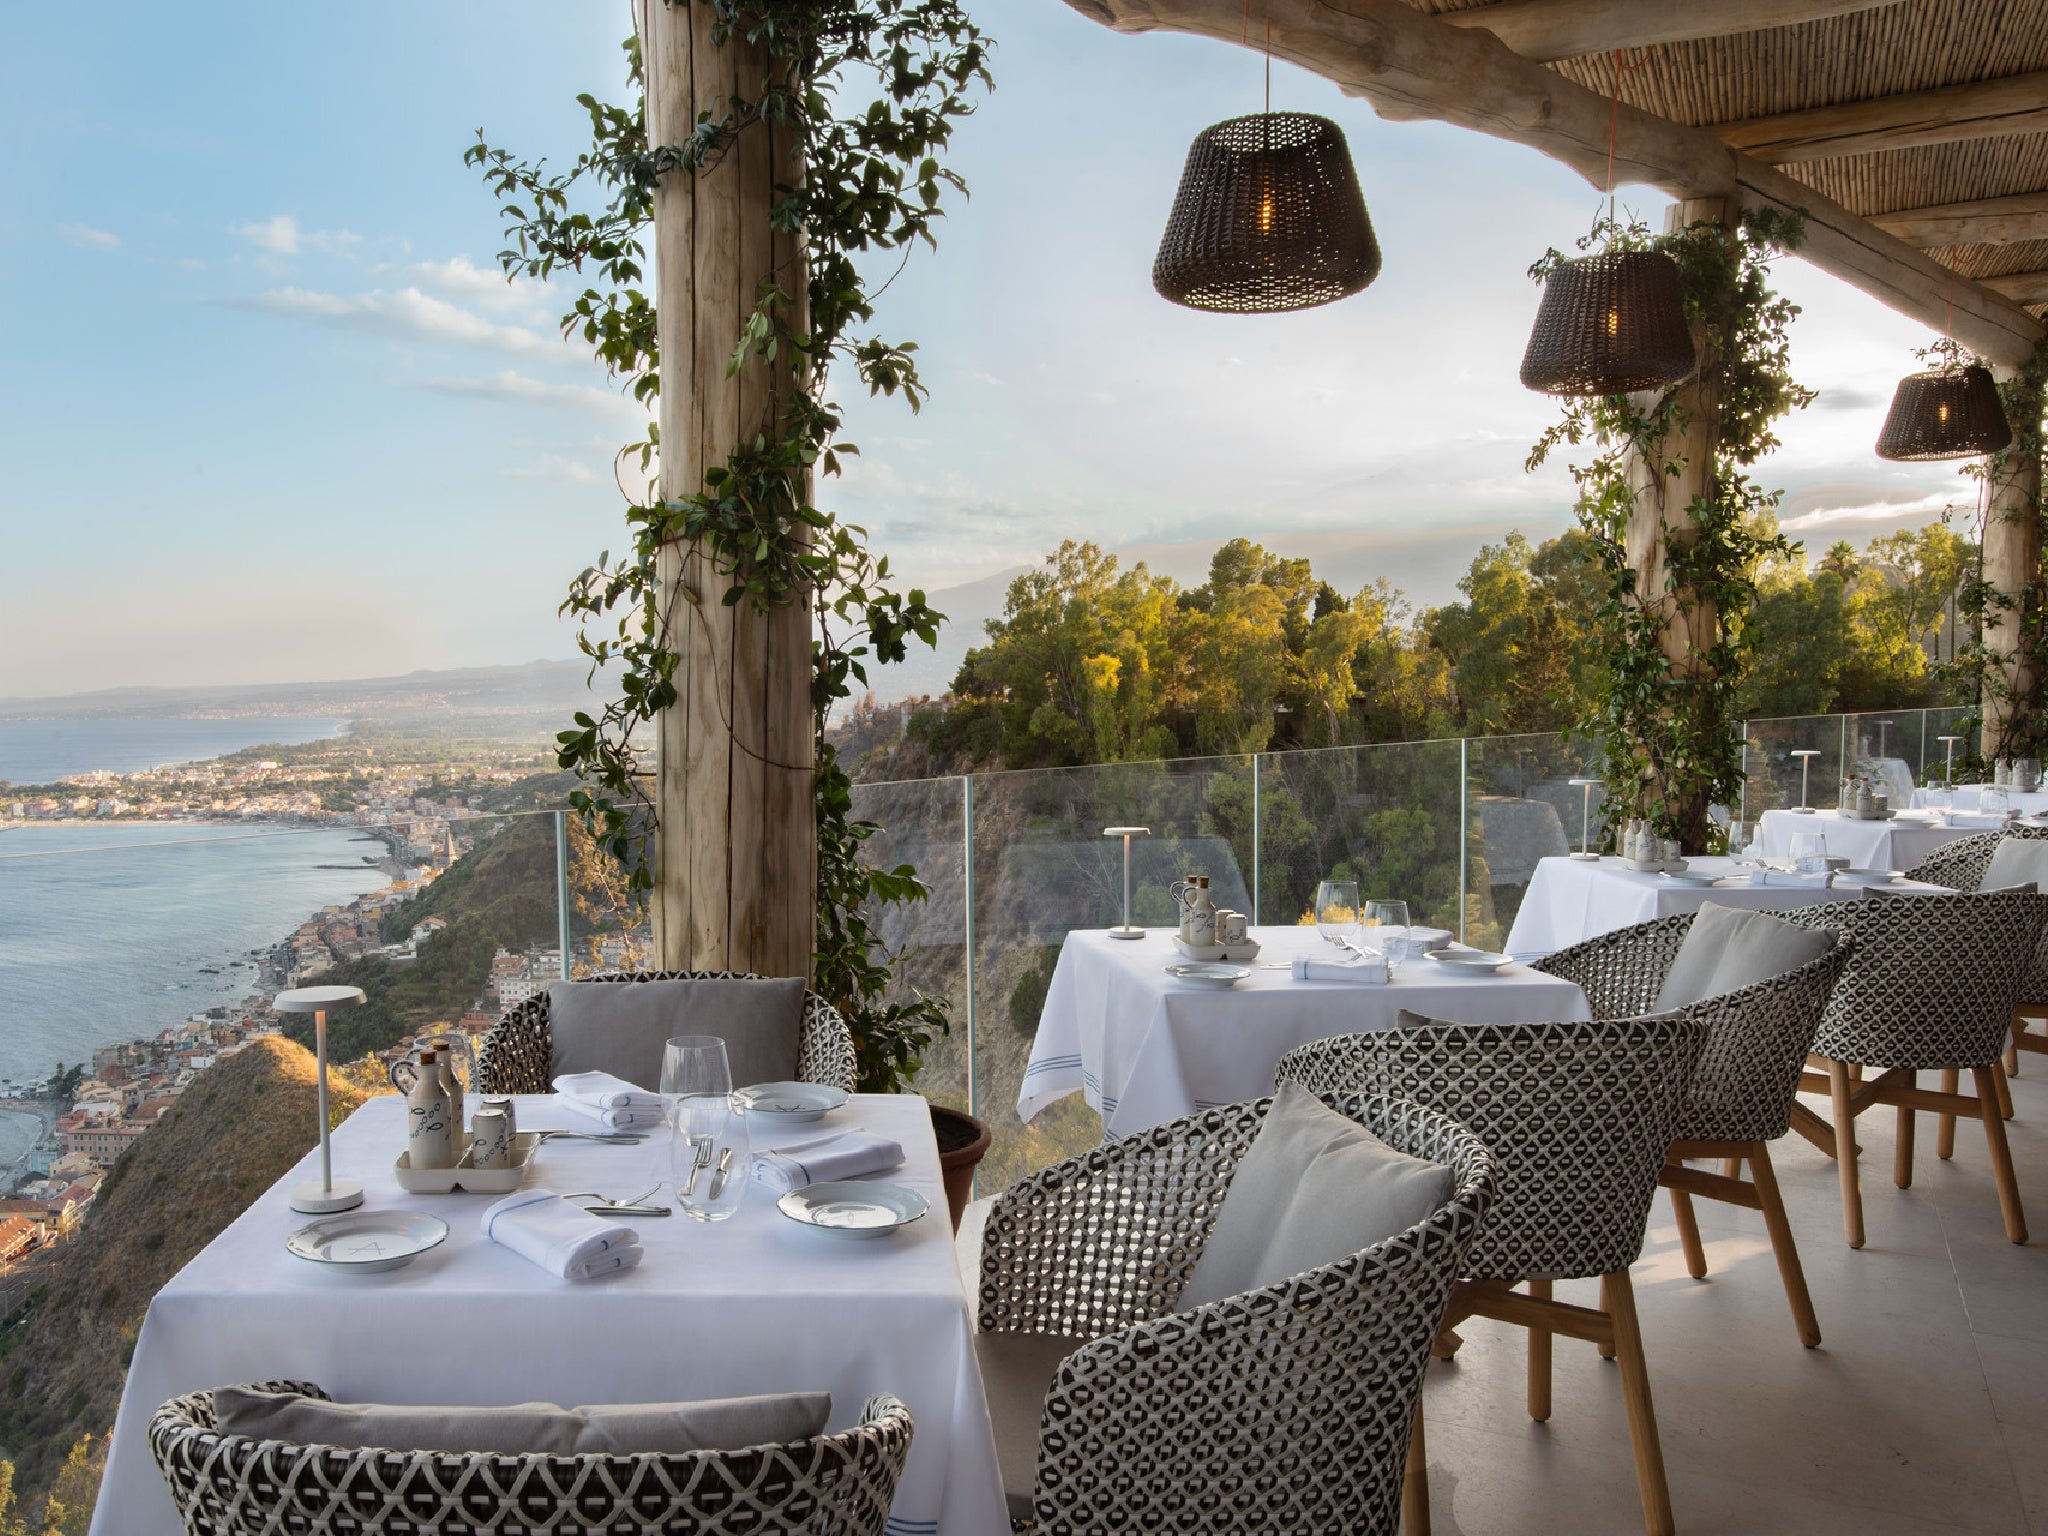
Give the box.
[1153,112,1380,314]
[1874,365,2012,461]
[1519,249,1696,396]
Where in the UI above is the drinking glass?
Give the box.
[1788,830,1828,875]
[1985,784,2012,819]
[1314,880,1359,945]
[1925,785,1952,825]
[674,1098,750,1222]
[661,1036,732,1204]
[1363,898,1411,970]
[1726,821,1755,876]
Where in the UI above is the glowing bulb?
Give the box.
[1258,193,1274,234]
[1605,309,1620,337]
[1938,402,1951,423]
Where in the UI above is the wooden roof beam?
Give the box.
[1985,270,2048,308]
[1440,0,1903,66]
[1061,0,2045,365]
[1870,192,2048,249]
[1714,70,2048,165]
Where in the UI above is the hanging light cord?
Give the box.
[1603,49,1650,228]
[1241,0,1272,113]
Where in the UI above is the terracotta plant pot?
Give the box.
[930,1103,992,1232]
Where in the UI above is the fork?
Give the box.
[563,1184,671,1217]
[681,1139,715,1198]
[534,1129,648,1144]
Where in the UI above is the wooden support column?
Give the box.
[1982,373,2046,760]
[643,0,816,978]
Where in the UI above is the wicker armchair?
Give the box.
[148,1380,914,1536]
[1537,913,1854,1347]
[477,969,858,1095]
[1771,889,2048,1247]
[1278,1016,1708,1536]
[976,1093,1496,1536]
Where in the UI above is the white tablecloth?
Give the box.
[1910,785,2048,816]
[93,1094,1004,1536]
[1019,927,1592,1139]
[1754,807,1981,871]
[1503,855,1955,960]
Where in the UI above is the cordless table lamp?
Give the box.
[275,984,367,1214]
[1567,777,1602,861]
[1938,735,1963,785]
[1791,750,1820,813]
[1103,826,1151,939]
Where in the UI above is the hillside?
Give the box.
[0,1038,366,1507]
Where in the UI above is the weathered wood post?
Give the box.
[642,0,816,977]
[1981,371,2046,760]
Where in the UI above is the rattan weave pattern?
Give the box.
[1277,1017,1706,1282]
[1875,364,2013,460]
[1768,889,2048,1069]
[147,1381,915,1536]
[1519,248,1696,396]
[476,969,858,1095]
[1152,111,1381,313]
[1537,915,1854,1142]
[1908,826,2048,1002]
[977,1093,1496,1536]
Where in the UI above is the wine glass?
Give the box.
[1314,880,1359,945]
[1788,830,1828,876]
[1725,821,1755,878]
[1925,785,1952,826]
[1363,898,1411,970]
[662,1036,732,1204]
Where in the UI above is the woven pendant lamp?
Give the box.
[1520,248,1695,396]
[1153,111,1380,314]
[1874,364,2011,461]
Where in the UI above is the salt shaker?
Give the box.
[405,1049,455,1170]
[481,1094,517,1143]
[468,1106,512,1170]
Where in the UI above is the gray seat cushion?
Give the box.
[974,1329,1091,1527]
[1174,1081,1452,1312]
[1982,838,2048,895]
[213,1384,831,1456]
[1653,903,1837,1012]
[547,977,806,1090]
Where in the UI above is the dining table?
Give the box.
[1019,925,1593,1141]
[1503,854,1957,960]
[1909,784,2048,816]
[1752,806,1990,872]
[91,1092,1007,1536]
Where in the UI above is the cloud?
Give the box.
[231,214,360,257]
[423,369,644,419]
[388,256,555,322]
[57,223,118,250]
[227,286,556,356]
[505,454,602,485]
[1813,385,1886,413]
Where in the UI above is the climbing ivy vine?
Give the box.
[468,1,990,1091]
[1528,209,1812,851]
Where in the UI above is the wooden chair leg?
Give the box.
[1527,1277,1553,1421]
[1604,1268,1675,1536]
[1828,1059,1865,1249]
[1976,1065,2029,1244]
[1720,1156,1742,1178]
[1937,1067,1960,1159]
[1994,1060,2015,1121]
[2008,1007,2024,1077]
[1597,1273,1617,1359]
[1402,1400,1431,1536]
[1895,1097,1917,1188]
[1668,1185,1708,1279]
[1750,1143,1821,1348]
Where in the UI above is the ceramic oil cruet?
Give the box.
[405,1048,456,1170]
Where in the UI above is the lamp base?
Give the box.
[1106,925,1146,940]
[1569,851,1602,862]
[1790,806,1816,814]
[291,1177,365,1215]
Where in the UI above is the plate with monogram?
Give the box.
[733,1081,849,1123]
[1163,962,1252,988]
[286,1211,449,1273]
[777,1180,929,1240]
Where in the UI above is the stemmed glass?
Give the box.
[1725,820,1755,879]
[1314,880,1359,946]
[1363,898,1411,970]
[662,1036,738,1216]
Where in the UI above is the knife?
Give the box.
[707,1146,737,1200]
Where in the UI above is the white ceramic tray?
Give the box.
[1171,934,1262,963]
[1837,807,1895,821]
[1624,858,1688,873]
[394,1131,540,1195]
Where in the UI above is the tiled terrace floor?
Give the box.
[967,1061,2048,1535]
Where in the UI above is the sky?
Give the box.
[0,2,1989,702]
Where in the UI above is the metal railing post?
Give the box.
[1840,713,1850,785]
[1458,738,1470,945]
[1251,754,1262,926]
[962,775,977,1124]
[553,811,572,979]
[1738,723,1749,825]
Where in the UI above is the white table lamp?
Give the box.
[1938,735,1963,785]
[1103,826,1151,939]
[1790,750,1821,812]
[275,984,368,1214]
[1566,778,1602,861]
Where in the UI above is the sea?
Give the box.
[0,718,381,1170]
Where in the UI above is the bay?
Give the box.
[0,717,351,785]
[0,823,390,1089]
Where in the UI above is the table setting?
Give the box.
[1753,805,1986,871]
[91,1040,1006,1536]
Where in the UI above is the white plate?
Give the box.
[1659,870,1720,886]
[1424,949,1515,973]
[733,1081,849,1122]
[1162,962,1252,988]
[286,1211,449,1273]
[777,1180,929,1239]
[1834,868,1905,887]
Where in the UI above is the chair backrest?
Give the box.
[1906,826,2048,1004]
[477,969,858,1095]
[984,1093,1495,1536]
[1277,1016,1706,1281]
[1538,915,1855,1143]
[149,1380,915,1536]
[1770,889,2048,1069]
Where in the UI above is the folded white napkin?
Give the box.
[556,1095,668,1132]
[482,1189,642,1281]
[750,1131,904,1195]
[1950,812,2009,828]
[1293,951,1390,984]
[553,1070,662,1111]
[1760,870,1831,889]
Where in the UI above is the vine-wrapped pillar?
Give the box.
[644,0,817,977]
[1982,371,2045,760]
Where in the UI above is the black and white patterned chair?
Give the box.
[148,1381,914,1536]
[1907,826,2048,1118]
[1536,914,1854,1347]
[1771,888,2048,1247]
[477,969,858,1095]
[1277,1016,1708,1536]
[976,1092,1496,1536]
